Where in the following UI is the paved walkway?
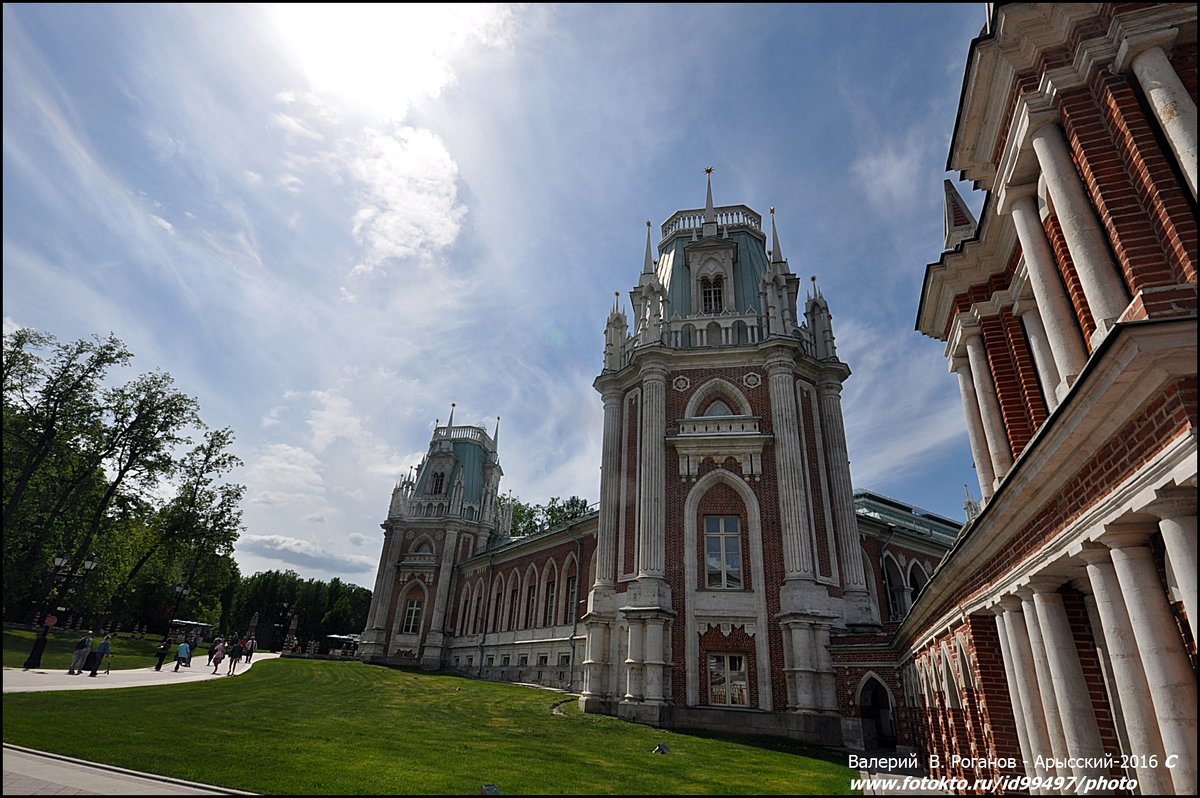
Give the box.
[3,653,276,795]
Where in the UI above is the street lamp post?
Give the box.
[23,553,99,670]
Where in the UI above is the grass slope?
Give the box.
[2,658,855,795]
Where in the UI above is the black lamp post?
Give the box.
[23,553,99,670]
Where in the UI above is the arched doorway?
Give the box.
[860,676,896,750]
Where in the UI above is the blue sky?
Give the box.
[3,4,989,587]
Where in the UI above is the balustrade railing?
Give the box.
[660,204,762,239]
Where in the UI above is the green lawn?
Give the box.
[3,628,167,671]
[2,658,856,795]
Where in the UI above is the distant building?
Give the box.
[908,3,1196,793]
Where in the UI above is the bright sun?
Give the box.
[266,3,512,119]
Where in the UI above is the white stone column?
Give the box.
[1151,488,1198,645]
[595,388,623,587]
[1105,528,1198,795]
[581,620,609,702]
[1009,192,1088,400]
[1028,580,1108,782]
[993,611,1037,783]
[1001,604,1056,782]
[1029,123,1130,343]
[637,364,667,579]
[427,530,458,633]
[366,530,397,631]
[623,618,645,703]
[1019,591,1071,775]
[767,353,815,578]
[789,621,817,710]
[1014,303,1061,412]
[963,331,1013,486]
[643,617,666,704]
[1078,545,1172,794]
[814,624,837,710]
[1120,34,1198,199]
[816,378,873,624]
[952,357,997,501]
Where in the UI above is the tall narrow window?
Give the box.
[708,653,748,706]
[524,584,537,628]
[562,576,577,625]
[402,598,423,635]
[431,472,446,494]
[701,276,724,314]
[704,515,743,589]
[542,579,557,627]
[508,588,519,630]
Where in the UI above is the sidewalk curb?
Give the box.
[3,743,257,795]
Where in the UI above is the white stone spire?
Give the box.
[447,402,456,428]
[493,416,500,446]
[770,206,786,265]
[643,220,655,274]
[704,167,716,223]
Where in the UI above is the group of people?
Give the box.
[151,634,258,674]
[205,635,257,675]
[66,633,112,677]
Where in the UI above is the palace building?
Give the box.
[905,2,1196,793]
[362,3,1197,788]
[359,173,960,745]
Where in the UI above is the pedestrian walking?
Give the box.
[154,638,171,671]
[185,637,195,666]
[207,638,221,666]
[245,636,257,663]
[210,640,226,674]
[88,634,112,677]
[67,633,92,675]
[173,639,190,672]
[227,638,244,675]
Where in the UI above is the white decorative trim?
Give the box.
[673,376,691,392]
[742,372,762,388]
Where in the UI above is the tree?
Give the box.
[2,330,131,530]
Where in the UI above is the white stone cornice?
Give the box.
[1112,28,1180,73]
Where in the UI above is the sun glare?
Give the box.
[267,3,512,119]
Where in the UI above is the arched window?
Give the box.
[703,399,733,416]
[701,275,724,314]
[431,472,446,494]
[909,562,929,605]
[882,555,908,621]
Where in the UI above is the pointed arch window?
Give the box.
[703,399,733,417]
[431,472,446,495]
[701,276,724,314]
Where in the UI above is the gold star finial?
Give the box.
[704,166,713,175]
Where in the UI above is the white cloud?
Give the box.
[346,126,466,273]
[149,214,174,233]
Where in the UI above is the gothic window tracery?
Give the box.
[701,275,725,314]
